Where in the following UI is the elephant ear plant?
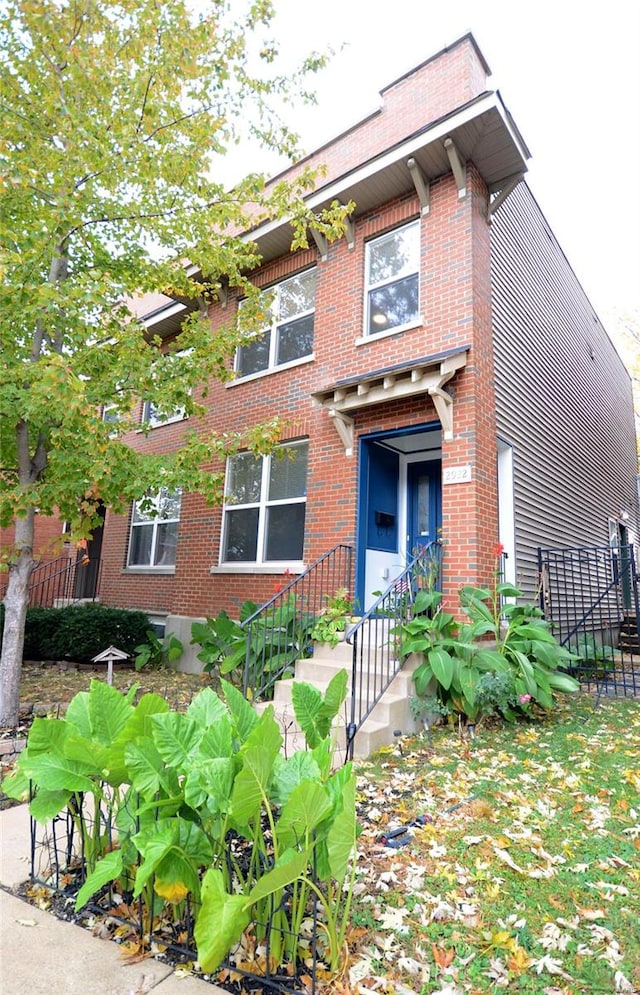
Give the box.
[399,578,580,724]
[3,670,357,981]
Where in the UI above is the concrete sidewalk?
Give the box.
[0,804,223,995]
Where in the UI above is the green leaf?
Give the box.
[458,664,480,706]
[75,850,124,911]
[151,712,201,766]
[198,714,233,759]
[515,623,555,642]
[291,682,324,748]
[64,692,92,739]
[277,781,332,848]
[87,680,135,746]
[186,687,227,729]
[247,846,312,905]
[29,788,72,824]
[230,708,282,825]
[195,869,251,974]
[184,757,234,813]
[221,680,258,742]
[20,753,95,793]
[320,668,348,724]
[326,768,356,881]
[272,751,321,806]
[546,671,581,693]
[413,661,434,696]
[125,739,179,799]
[428,648,455,691]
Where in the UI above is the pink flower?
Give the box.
[519,694,532,704]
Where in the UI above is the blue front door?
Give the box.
[406,461,441,559]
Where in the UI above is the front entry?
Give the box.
[407,461,441,559]
[357,429,442,609]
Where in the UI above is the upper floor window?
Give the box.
[127,487,182,568]
[221,441,308,564]
[235,269,316,379]
[140,349,191,428]
[365,220,420,336]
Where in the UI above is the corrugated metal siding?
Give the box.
[490,181,639,600]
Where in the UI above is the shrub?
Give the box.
[23,607,62,660]
[48,604,151,662]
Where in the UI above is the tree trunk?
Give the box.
[0,512,35,728]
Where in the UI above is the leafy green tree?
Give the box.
[0,0,350,726]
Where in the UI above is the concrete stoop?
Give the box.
[255,641,421,760]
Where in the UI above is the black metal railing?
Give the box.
[7,554,103,608]
[538,543,640,697]
[344,541,442,759]
[242,543,354,701]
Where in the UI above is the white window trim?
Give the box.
[355,317,424,346]
[140,348,192,429]
[364,219,420,338]
[234,269,316,379]
[220,441,308,566]
[141,400,187,429]
[227,353,315,388]
[126,489,182,569]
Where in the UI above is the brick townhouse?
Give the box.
[10,33,639,668]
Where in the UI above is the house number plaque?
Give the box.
[443,465,472,484]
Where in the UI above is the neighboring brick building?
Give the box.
[13,34,639,663]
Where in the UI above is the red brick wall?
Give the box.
[98,166,500,620]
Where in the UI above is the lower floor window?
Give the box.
[127,488,182,567]
[222,440,308,563]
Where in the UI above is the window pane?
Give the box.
[368,274,419,334]
[227,453,262,504]
[157,488,182,520]
[223,508,259,561]
[368,223,419,285]
[265,503,305,560]
[154,521,178,566]
[278,270,316,321]
[129,524,153,565]
[269,443,308,500]
[276,314,314,365]
[236,331,271,377]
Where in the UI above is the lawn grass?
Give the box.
[349,694,640,994]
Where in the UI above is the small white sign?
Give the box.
[443,465,472,485]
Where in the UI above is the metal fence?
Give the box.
[538,543,640,697]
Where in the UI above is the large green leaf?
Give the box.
[272,751,321,806]
[64,692,92,739]
[291,682,324,748]
[230,709,282,826]
[20,752,95,793]
[184,757,234,813]
[277,781,332,849]
[151,712,201,766]
[125,738,179,799]
[515,623,555,642]
[320,669,348,724]
[428,648,455,690]
[326,769,356,881]
[458,664,480,706]
[87,680,135,746]
[25,717,69,756]
[546,671,581,693]
[105,694,170,785]
[187,687,227,729]
[221,680,258,743]
[198,714,233,759]
[195,869,251,974]
[29,788,72,824]
[247,846,311,905]
[75,849,124,911]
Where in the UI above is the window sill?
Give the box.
[355,318,424,346]
[135,416,188,433]
[227,354,314,387]
[122,566,176,575]
[210,563,306,575]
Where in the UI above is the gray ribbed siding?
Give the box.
[490,181,639,601]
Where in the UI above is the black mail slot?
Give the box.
[375,511,395,528]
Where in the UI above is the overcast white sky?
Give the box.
[247,0,640,339]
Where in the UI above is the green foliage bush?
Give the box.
[3,670,356,979]
[0,603,152,663]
